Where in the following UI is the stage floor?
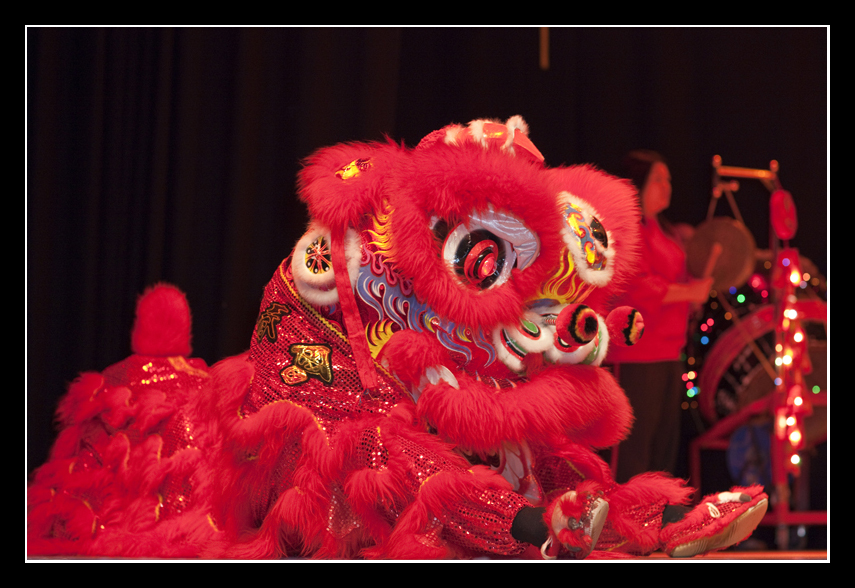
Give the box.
[636,550,827,561]
[29,550,829,562]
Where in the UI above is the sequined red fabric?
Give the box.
[241,260,407,433]
[218,259,533,558]
[27,354,216,557]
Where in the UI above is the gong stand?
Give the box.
[688,157,827,548]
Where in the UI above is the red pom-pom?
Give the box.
[605,306,644,347]
[555,304,599,347]
[130,283,192,357]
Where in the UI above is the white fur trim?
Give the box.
[505,115,529,137]
[292,225,362,307]
[557,191,616,287]
[504,115,529,154]
[342,228,362,288]
[492,326,526,373]
[504,311,555,355]
[468,119,487,145]
[494,304,612,372]
[443,125,464,146]
[544,312,610,367]
[447,117,532,157]
[588,322,610,366]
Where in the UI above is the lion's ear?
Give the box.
[296,140,402,233]
[544,164,643,311]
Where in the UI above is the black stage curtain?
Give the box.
[26,27,828,472]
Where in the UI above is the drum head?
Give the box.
[697,299,827,427]
[687,217,756,291]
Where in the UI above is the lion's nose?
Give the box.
[549,304,599,351]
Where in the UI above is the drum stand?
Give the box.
[688,157,827,550]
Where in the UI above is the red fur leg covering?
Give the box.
[207,353,532,560]
[369,462,531,560]
[201,353,329,559]
[595,472,694,555]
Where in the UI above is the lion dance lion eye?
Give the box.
[589,217,608,249]
[438,224,517,291]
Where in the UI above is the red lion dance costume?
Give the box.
[28,117,768,559]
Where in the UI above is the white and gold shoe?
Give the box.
[661,486,768,558]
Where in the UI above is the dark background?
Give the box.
[26,26,828,499]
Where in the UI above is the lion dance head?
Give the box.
[278,116,644,500]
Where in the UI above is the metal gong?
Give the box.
[687,217,756,291]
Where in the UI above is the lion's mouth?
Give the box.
[412,363,531,402]
[456,441,540,501]
[383,303,636,485]
[411,362,542,497]
[458,447,502,469]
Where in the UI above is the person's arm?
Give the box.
[662,277,714,304]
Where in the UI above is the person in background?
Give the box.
[608,150,713,484]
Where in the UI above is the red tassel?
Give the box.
[330,230,378,391]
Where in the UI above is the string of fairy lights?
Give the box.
[683,250,826,475]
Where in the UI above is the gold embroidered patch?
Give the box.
[280,343,334,386]
[256,302,291,343]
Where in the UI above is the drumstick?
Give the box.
[690,242,723,318]
[703,242,723,279]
